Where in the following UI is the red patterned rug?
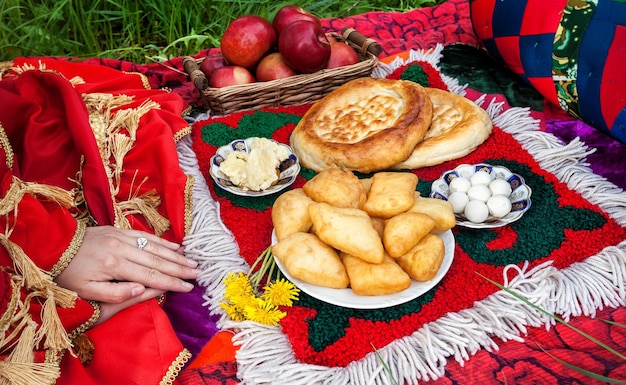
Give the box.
[178,47,626,384]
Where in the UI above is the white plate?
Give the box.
[209,137,300,197]
[430,163,532,229]
[272,230,455,309]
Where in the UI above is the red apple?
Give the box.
[325,33,338,44]
[326,42,360,69]
[199,53,226,78]
[278,20,331,74]
[209,66,256,88]
[220,15,277,69]
[272,5,321,37]
[255,52,297,81]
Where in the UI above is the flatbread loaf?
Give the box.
[290,78,433,173]
[393,88,492,170]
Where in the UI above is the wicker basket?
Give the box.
[184,28,381,115]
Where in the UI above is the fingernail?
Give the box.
[131,286,143,297]
[183,281,194,290]
[186,258,199,268]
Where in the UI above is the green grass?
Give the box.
[0,0,444,63]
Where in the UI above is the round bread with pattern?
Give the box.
[290,78,433,173]
[393,88,493,170]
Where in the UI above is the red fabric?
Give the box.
[519,0,566,35]
[0,59,191,383]
[601,25,626,130]
[59,301,186,385]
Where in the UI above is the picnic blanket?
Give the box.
[41,0,625,383]
[174,40,626,383]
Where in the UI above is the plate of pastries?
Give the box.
[270,168,457,309]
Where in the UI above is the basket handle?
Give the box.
[183,56,209,90]
[341,27,382,57]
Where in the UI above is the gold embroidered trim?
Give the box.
[174,126,191,144]
[48,220,86,279]
[181,105,192,117]
[0,122,14,169]
[123,71,151,90]
[70,301,101,339]
[184,175,195,236]
[159,349,192,385]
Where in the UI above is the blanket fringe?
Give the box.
[177,45,626,385]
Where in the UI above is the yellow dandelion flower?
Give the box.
[220,301,246,322]
[243,299,286,326]
[261,278,300,307]
[223,271,254,301]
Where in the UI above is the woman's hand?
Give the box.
[55,226,201,306]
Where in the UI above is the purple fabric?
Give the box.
[546,119,626,191]
[162,281,221,357]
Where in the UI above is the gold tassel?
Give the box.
[68,76,85,86]
[108,99,160,141]
[21,181,74,209]
[116,189,170,236]
[0,313,60,385]
[0,362,60,385]
[0,178,74,217]
[0,236,76,309]
[34,289,73,351]
[7,317,36,363]
[110,133,133,190]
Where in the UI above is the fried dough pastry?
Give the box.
[290,78,433,173]
[271,232,349,289]
[383,212,435,258]
[303,168,367,209]
[393,88,493,170]
[271,188,314,241]
[406,194,456,233]
[396,233,445,281]
[341,253,411,296]
[362,172,418,218]
[308,202,384,264]
[370,216,385,239]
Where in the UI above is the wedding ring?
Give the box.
[137,237,148,250]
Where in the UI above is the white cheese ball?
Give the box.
[487,195,512,218]
[470,170,492,186]
[449,177,471,194]
[466,184,491,203]
[448,191,470,214]
[464,200,490,223]
[489,178,512,196]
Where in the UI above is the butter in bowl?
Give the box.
[209,137,300,196]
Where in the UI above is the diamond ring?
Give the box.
[137,237,148,250]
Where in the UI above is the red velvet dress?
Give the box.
[0,58,193,384]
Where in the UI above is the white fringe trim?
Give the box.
[177,45,626,384]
